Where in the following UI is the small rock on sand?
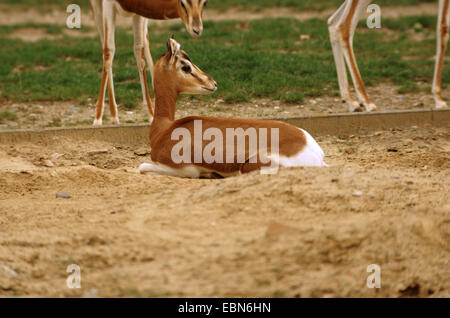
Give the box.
[134,149,149,156]
[42,159,54,167]
[1,265,18,278]
[88,149,108,155]
[352,190,363,197]
[56,191,71,199]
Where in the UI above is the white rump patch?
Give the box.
[278,129,328,167]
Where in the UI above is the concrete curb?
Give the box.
[0,109,448,144]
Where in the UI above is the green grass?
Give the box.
[0,0,438,11]
[0,15,448,107]
[0,22,65,36]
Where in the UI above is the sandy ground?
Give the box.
[0,125,449,297]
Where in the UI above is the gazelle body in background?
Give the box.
[89,0,207,125]
[328,0,449,111]
[139,38,327,178]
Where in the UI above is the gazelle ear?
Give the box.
[166,35,180,60]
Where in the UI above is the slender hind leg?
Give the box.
[329,0,376,112]
[144,21,155,90]
[90,0,104,41]
[94,61,108,125]
[346,0,377,111]
[133,16,154,119]
[432,0,450,109]
[329,1,361,112]
[91,0,107,125]
[103,0,119,124]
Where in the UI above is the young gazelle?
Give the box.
[89,0,208,125]
[139,38,327,178]
[328,0,449,111]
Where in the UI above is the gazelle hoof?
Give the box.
[347,100,362,112]
[93,119,102,126]
[364,103,377,112]
[435,100,448,109]
[112,117,120,125]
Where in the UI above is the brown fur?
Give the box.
[116,0,180,19]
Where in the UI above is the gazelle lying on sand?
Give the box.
[139,38,327,178]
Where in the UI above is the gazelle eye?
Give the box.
[181,65,191,73]
[204,1,207,7]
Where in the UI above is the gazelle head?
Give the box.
[155,37,217,95]
[177,0,207,37]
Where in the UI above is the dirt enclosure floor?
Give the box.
[0,125,449,297]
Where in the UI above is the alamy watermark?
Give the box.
[367,4,382,29]
[171,120,280,174]
[66,264,81,288]
[366,264,381,288]
[66,4,81,29]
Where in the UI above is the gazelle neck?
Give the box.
[153,80,179,121]
[149,77,179,146]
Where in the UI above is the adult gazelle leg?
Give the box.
[144,20,155,90]
[432,0,450,109]
[103,0,119,124]
[346,0,377,111]
[93,0,118,125]
[133,16,154,119]
[329,1,361,112]
[91,0,107,125]
[90,0,104,42]
[331,0,377,112]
